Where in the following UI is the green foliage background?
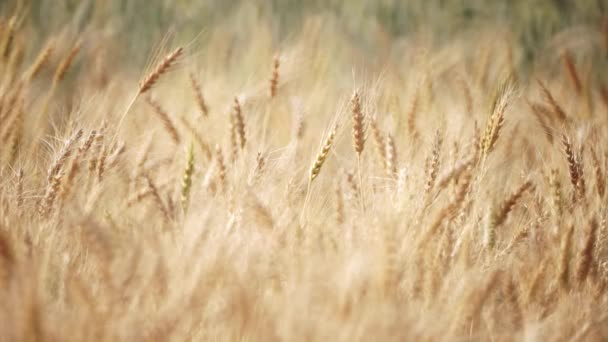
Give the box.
[3,0,607,66]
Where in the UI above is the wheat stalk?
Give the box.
[493,180,533,227]
[53,41,81,84]
[334,181,344,225]
[407,90,420,140]
[538,80,568,123]
[269,55,280,98]
[558,225,575,290]
[215,145,227,193]
[385,134,397,178]
[180,116,213,161]
[479,76,516,161]
[189,72,208,117]
[486,180,533,249]
[47,129,83,183]
[250,152,266,186]
[232,97,246,150]
[549,168,563,221]
[420,168,472,249]
[114,47,184,142]
[15,168,24,209]
[144,174,170,223]
[96,144,108,183]
[351,91,366,210]
[26,38,54,81]
[589,147,605,198]
[145,96,181,144]
[561,133,585,199]
[303,124,338,222]
[351,91,365,155]
[576,216,598,284]
[424,131,442,193]
[140,47,184,94]
[370,116,386,168]
[181,143,195,210]
[561,50,582,95]
[309,125,337,182]
[39,173,62,218]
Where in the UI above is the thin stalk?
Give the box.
[301,179,313,224]
[111,93,139,146]
[357,154,366,212]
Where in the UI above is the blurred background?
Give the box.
[2,0,606,68]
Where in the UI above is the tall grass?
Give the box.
[0,1,608,341]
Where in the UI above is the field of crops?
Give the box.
[1,1,608,340]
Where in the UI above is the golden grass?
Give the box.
[0,6,608,341]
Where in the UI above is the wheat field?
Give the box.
[1,1,608,341]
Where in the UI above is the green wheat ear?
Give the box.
[181,142,195,211]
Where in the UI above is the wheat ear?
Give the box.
[561,133,584,199]
[139,47,184,94]
[558,225,575,290]
[181,143,195,210]
[145,96,181,144]
[189,72,208,117]
[351,91,366,210]
[561,50,582,95]
[537,80,568,123]
[232,97,246,149]
[576,217,598,284]
[26,38,54,81]
[114,47,184,143]
[302,125,338,222]
[269,55,280,98]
